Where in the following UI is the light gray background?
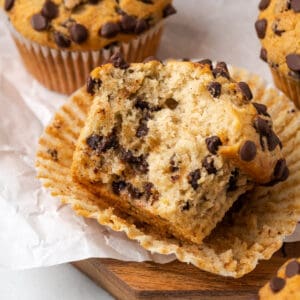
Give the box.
[0,0,269,299]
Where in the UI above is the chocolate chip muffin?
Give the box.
[259,258,300,299]
[2,0,176,94]
[256,0,300,108]
[71,57,288,245]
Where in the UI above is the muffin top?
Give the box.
[2,0,175,51]
[256,0,300,78]
[259,258,300,299]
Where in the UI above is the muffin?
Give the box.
[71,57,287,245]
[1,0,176,94]
[259,258,300,299]
[256,0,300,108]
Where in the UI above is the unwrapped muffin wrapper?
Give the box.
[271,67,300,109]
[36,66,300,278]
[8,21,164,95]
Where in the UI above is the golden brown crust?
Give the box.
[3,0,175,50]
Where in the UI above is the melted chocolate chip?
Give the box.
[163,4,177,18]
[182,201,190,211]
[291,0,300,12]
[110,52,129,69]
[260,48,268,62]
[31,14,48,31]
[47,149,58,161]
[138,0,154,4]
[240,141,257,162]
[255,19,267,39]
[86,76,102,95]
[188,169,201,190]
[4,0,14,11]
[144,182,154,200]
[205,136,222,155]
[120,149,149,173]
[120,14,137,33]
[286,54,300,72]
[99,22,121,38]
[69,24,88,43]
[272,21,285,36]
[112,180,127,195]
[238,82,253,101]
[42,1,58,20]
[202,155,217,174]
[135,19,149,34]
[86,130,118,153]
[207,82,222,98]
[259,0,271,10]
[274,159,289,181]
[53,32,71,48]
[170,157,179,172]
[127,184,143,199]
[143,56,161,63]
[227,169,239,192]
[269,277,286,293]
[286,260,300,277]
[88,0,100,3]
[253,102,270,116]
[197,59,213,70]
[136,121,149,138]
[165,98,178,109]
[213,62,230,79]
[135,98,150,110]
[86,134,102,150]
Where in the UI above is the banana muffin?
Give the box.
[71,57,288,245]
[2,0,176,94]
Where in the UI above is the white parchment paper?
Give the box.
[0,0,299,270]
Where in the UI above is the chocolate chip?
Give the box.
[202,155,217,174]
[110,52,129,69]
[42,1,58,20]
[182,201,190,211]
[120,148,149,173]
[121,14,137,33]
[136,121,149,138]
[88,0,100,3]
[213,62,230,79]
[254,117,271,136]
[47,149,58,161]
[53,32,71,48]
[138,0,154,4]
[188,169,201,190]
[238,82,253,101]
[99,22,121,38]
[181,58,190,61]
[86,76,102,95]
[272,21,285,36]
[165,98,178,109]
[240,141,257,162]
[207,82,222,98]
[69,24,88,43]
[274,159,289,181]
[135,98,150,110]
[170,157,179,172]
[163,4,177,18]
[286,260,300,277]
[227,169,239,192]
[291,0,300,12]
[286,54,300,72]
[143,56,161,63]
[267,130,282,151]
[260,48,268,62]
[197,59,213,70]
[127,184,143,199]
[4,0,14,11]
[253,102,270,116]
[259,0,270,10]
[171,175,180,182]
[144,182,154,200]
[112,180,127,195]
[86,134,102,150]
[255,19,267,39]
[135,19,149,34]
[269,277,286,293]
[31,14,48,31]
[205,136,222,155]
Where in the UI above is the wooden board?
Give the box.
[72,242,300,300]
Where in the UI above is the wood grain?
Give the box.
[72,242,300,300]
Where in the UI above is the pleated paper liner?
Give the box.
[35,66,300,278]
[9,21,163,95]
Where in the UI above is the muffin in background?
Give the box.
[259,258,300,299]
[255,0,300,108]
[2,0,176,94]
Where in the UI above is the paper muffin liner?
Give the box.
[35,66,300,278]
[8,21,164,95]
[270,67,300,109]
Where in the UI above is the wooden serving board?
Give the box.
[72,242,300,300]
